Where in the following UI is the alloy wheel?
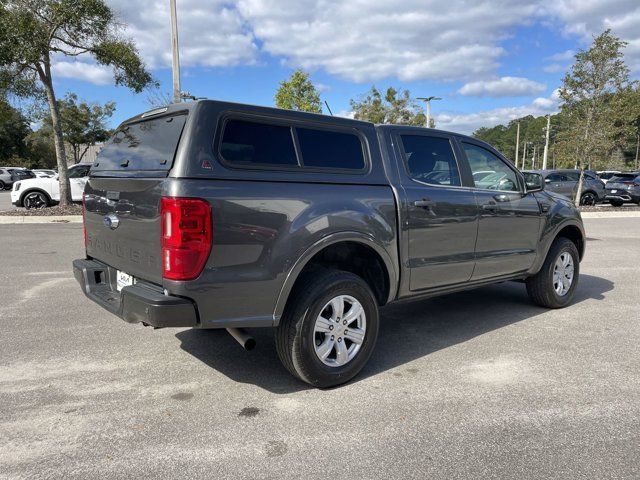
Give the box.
[313,295,367,367]
[580,193,596,206]
[24,192,47,209]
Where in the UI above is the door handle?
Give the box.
[414,199,435,208]
[482,202,498,211]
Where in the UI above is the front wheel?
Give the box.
[526,237,579,308]
[0,180,5,190]
[275,269,379,388]
[23,191,49,209]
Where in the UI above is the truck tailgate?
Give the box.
[84,177,165,285]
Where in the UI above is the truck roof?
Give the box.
[121,99,475,141]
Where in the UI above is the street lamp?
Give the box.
[170,0,181,103]
[417,96,442,128]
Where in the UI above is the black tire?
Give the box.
[22,191,49,209]
[580,192,597,206]
[609,200,624,207]
[275,268,379,388]
[0,180,5,190]
[526,237,579,308]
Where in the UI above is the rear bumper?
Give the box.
[72,258,198,328]
[605,193,640,203]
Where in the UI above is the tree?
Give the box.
[275,70,322,113]
[42,93,115,163]
[558,30,631,205]
[474,114,556,167]
[0,0,154,205]
[0,95,31,163]
[25,127,57,168]
[610,84,640,169]
[350,86,427,126]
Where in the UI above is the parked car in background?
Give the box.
[33,169,57,178]
[597,170,621,183]
[0,168,13,190]
[9,169,36,183]
[525,169,605,205]
[604,172,640,206]
[73,100,586,388]
[11,163,91,209]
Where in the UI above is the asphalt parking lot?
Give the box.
[0,190,14,211]
[1,218,639,479]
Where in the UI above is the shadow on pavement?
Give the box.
[176,274,613,393]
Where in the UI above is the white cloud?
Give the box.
[106,0,257,69]
[436,90,560,134]
[235,0,538,82]
[335,110,355,119]
[97,0,638,84]
[542,0,640,71]
[547,49,575,62]
[51,61,113,85]
[458,76,546,97]
[543,63,565,73]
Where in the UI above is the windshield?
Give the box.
[92,113,187,173]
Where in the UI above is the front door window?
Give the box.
[462,142,520,192]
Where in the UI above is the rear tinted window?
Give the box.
[611,173,640,182]
[93,114,186,172]
[297,128,365,170]
[220,119,298,167]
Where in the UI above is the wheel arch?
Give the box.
[273,232,398,323]
[555,223,585,260]
[580,189,598,202]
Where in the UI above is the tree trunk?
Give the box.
[37,62,71,206]
[574,117,592,207]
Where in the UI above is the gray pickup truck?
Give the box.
[73,100,585,387]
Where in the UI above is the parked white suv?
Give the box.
[11,164,91,209]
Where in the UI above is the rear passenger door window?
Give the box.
[546,173,566,182]
[296,128,365,170]
[462,142,520,192]
[220,119,298,167]
[399,135,461,186]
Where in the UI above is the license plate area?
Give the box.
[116,270,135,292]
[611,189,618,193]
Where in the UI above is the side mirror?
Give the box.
[524,172,544,193]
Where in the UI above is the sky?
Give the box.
[49,0,640,135]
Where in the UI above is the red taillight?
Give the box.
[82,193,87,249]
[160,197,212,281]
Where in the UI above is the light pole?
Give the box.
[417,96,442,128]
[542,114,551,170]
[170,0,181,103]
[515,122,520,168]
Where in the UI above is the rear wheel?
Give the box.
[23,191,49,209]
[609,200,624,207]
[526,237,579,308]
[580,192,597,206]
[275,268,379,388]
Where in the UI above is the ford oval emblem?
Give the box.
[103,213,120,230]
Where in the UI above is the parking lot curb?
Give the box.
[581,211,640,218]
[0,215,83,224]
